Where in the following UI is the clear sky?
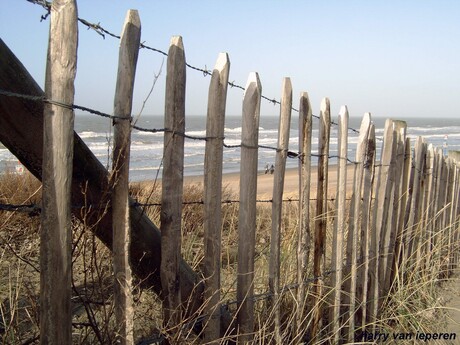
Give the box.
[1,1,460,119]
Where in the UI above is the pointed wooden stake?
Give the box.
[330,106,348,343]
[161,35,186,331]
[296,91,312,337]
[269,77,292,344]
[111,10,141,345]
[237,72,261,343]
[40,1,78,344]
[203,52,230,343]
[311,98,331,341]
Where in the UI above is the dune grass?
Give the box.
[0,172,457,344]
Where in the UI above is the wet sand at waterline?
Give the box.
[138,164,357,199]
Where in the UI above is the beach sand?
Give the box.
[141,164,357,199]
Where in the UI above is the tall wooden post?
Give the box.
[448,151,460,268]
[237,72,261,344]
[296,92,312,339]
[161,36,186,331]
[359,120,375,331]
[394,138,412,273]
[111,10,141,345]
[369,119,395,324]
[311,98,331,341]
[431,149,444,276]
[203,52,230,343]
[405,137,427,262]
[40,1,78,344]
[269,77,292,343]
[385,122,407,292]
[330,106,348,343]
[346,112,371,340]
[422,144,435,271]
[377,121,397,300]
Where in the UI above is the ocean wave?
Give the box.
[408,126,460,133]
[135,131,163,137]
[407,133,460,139]
[224,127,242,134]
[185,130,207,137]
[79,131,108,139]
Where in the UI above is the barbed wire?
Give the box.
[0,89,128,120]
[0,195,347,216]
[26,0,366,137]
[0,89,363,165]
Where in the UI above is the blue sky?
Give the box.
[1,1,460,119]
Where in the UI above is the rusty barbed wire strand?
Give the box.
[0,194,366,215]
[0,89,128,120]
[0,89,364,165]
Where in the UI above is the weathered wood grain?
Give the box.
[40,1,78,344]
[330,106,348,344]
[296,91,312,338]
[346,112,371,341]
[111,10,140,345]
[311,98,331,341]
[359,120,375,330]
[161,35,186,331]
[237,72,261,344]
[269,77,292,344]
[203,52,230,343]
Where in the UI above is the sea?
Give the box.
[1,115,459,181]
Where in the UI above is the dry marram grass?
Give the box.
[0,172,457,344]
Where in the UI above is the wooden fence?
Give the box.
[1,3,459,344]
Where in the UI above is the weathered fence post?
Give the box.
[377,121,398,302]
[369,119,395,324]
[330,106,348,343]
[383,121,406,296]
[237,72,261,343]
[431,148,444,276]
[111,10,140,345]
[40,1,78,344]
[203,52,230,343]
[444,158,455,275]
[296,92,312,340]
[438,157,449,277]
[161,35,186,332]
[448,151,460,268]
[405,137,427,265]
[393,138,412,275]
[311,98,331,341]
[422,144,435,271]
[346,112,371,341]
[269,77,292,343]
[358,119,376,331]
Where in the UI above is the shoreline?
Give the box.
[134,164,357,199]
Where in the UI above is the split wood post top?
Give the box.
[203,52,230,343]
[111,9,141,345]
[161,35,186,330]
[237,72,261,343]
